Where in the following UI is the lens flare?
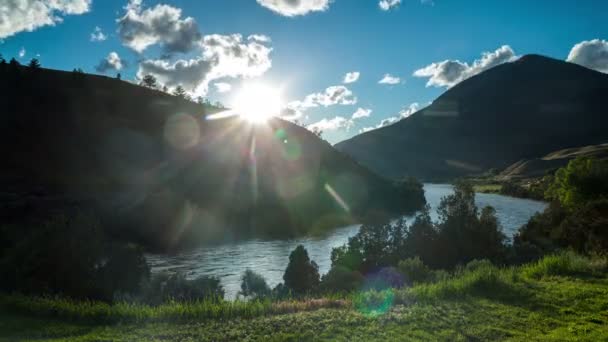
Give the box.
[232,83,283,123]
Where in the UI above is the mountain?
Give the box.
[0,65,424,251]
[335,55,608,181]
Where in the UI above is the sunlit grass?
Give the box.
[1,253,607,340]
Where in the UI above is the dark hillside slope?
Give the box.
[335,55,608,180]
[0,66,424,251]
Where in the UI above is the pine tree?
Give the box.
[28,58,41,68]
[141,74,157,89]
[173,85,188,99]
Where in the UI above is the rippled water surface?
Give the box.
[146,183,547,299]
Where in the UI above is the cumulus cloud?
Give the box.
[399,102,420,118]
[414,45,517,88]
[18,47,26,58]
[351,107,372,119]
[90,26,107,42]
[137,34,272,95]
[248,34,271,43]
[292,85,357,109]
[343,71,360,84]
[360,102,419,133]
[256,0,331,17]
[117,0,202,54]
[0,0,91,39]
[96,52,124,73]
[379,0,401,11]
[567,39,608,73]
[378,73,401,85]
[214,82,232,93]
[307,116,353,132]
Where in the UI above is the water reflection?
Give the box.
[146,183,547,299]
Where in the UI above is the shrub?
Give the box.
[283,245,320,295]
[239,269,270,299]
[397,257,432,285]
[320,265,364,293]
[0,213,150,301]
[545,157,608,211]
[141,273,224,304]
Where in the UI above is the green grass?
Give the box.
[2,253,608,341]
[473,183,503,194]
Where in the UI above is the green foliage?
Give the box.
[397,257,432,285]
[433,182,507,268]
[394,176,426,210]
[545,157,608,210]
[140,273,224,304]
[283,245,320,295]
[0,214,149,301]
[240,269,271,299]
[521,251,606,279]
[172,85,189,100]
[320,265,364,293]
[141,74,157,89]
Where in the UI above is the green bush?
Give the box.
[0,213,149,301]
[397,257,432,285]
[141,273,224,304]
[320,265,364,293]
[240,269,271,299]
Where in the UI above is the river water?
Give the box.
[146,183,547,299]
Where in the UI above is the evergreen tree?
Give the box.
[283,245,320,294]
[141,74,157,89]
[173,85,188,99]
[28,58,41,68]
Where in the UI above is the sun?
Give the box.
[233,83,283,123]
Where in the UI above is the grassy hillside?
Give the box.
[0,65,424,251]
[1,253,607,341]
[336,55,608,181]
[500,143,608,180]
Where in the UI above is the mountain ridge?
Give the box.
[335,54,608,180]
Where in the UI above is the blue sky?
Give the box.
[1,0,608,143]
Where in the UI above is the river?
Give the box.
[146,183,547,299]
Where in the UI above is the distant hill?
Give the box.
[499,143,608,179]
[335,55,608,181]
[0,65,424,251]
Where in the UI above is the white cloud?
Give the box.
[137,34,272,96]
[256,0,331,17]
[248,34,271,43]
[343,71,360,84]
[214,82,232,93]
[295,85,357,109]
[96,52,123,73]
[307,116,353,132]
[351,107,372,119]
[413,45,516,88]
[360,102,419,133]
[90,26,107,42]
[567,39,608,74]
[379,0,401,11]
[399,102,420,118]
[117,0,202,54]
[18,47,26,58]
[0,0,91,39]
[378,73,401,85]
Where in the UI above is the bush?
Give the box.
[283,245,320,295]
[397,257,432,285]
[239,269,270,299]
[0,213,149,301]
[545,157,608,211]
[141,273,224,304]
[320,265,364,293]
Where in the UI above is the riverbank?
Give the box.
[2,253,607,341]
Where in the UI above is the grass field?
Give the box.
[1,253,607,341]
